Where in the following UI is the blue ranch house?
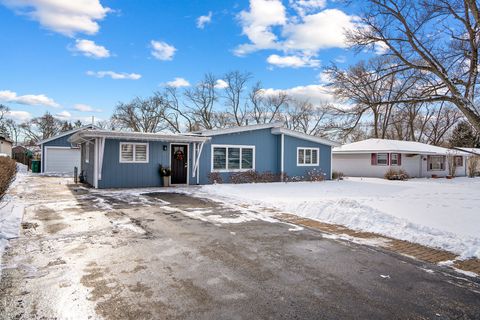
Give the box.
[68,123,339,188]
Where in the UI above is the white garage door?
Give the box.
[45,147,81,173]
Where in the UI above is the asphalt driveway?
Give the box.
[1,175,479,320]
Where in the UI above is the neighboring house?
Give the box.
[333,139,468,178]
[0,135,13,157]
[68,123,339,188]
[454,147,480,175]
[37,124,96,174]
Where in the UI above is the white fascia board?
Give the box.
[271,127,340,147]
[37,124,97,145]
[197,122,283,136]
[69,130,211,144]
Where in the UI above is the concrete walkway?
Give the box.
[1,175,479,320]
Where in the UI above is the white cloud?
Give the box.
[165,77,190,88]
[6,110,32,122]
[55,110,71,119]
[86,70,141,80]
[72,39,110,58]
[196,11,212,29]
[0,90,59,107]
[235,1,358,67]
[267,54,320,68]
[1,0,110,37]
[150,40,176,61]
[73,103,102,112]
[234,0,287,56]
[214,79,229,89]
[317,71,333,84]
[262,84,335,105]
[282,9,357,52]
[289,0,326,16]
[374,41,389,55]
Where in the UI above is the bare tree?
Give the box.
[223,71,252,126]
[326,57,416,138]
[20,112,62,141]
[4,119,20,145]
[284,99,332,137]
[184,73,218,129]
[348,0,480,131]
[250,84,289,124]
[112,96,168,132]
[155,87,197,133]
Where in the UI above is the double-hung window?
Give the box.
[119,142,149,163]
[427,155,445,171]
[297,147,319,166]
[376,153,388,165]
[212,145,255,171]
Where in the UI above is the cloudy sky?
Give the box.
[0,0,373,124]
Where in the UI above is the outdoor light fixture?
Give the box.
[163,145,168,151]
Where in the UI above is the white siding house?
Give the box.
[333,139,468,178]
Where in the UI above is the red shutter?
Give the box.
[398,153,402,166]
[371,153,377,165]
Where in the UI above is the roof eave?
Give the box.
[271,127,340,147]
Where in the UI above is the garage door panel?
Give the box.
[45,148,81,173]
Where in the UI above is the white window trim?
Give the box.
[297,147,320,166]
[390,153,399,166]
[427,155,445,172]
[376,153,389,166]
[211,144,256,172]
[119,142,149,163]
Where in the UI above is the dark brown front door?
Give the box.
[171,144,188,184]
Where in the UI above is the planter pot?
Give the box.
[162,176,170,187]
[446,175,453,179]
[431,174,438,179]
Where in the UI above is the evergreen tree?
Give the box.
[449,121,479,148]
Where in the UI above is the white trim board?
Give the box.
[119,142,149,164]
[37,124,96,145]
[197,122,282,136]
[296,147,320,166]
[271,127,339,147]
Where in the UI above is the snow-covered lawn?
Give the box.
[194,177,480,259]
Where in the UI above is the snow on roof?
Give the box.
[0,135,13,143]
[454,147,480,156]
[195,122,283,136]
[69,129,211,143]
[333,138,468,155]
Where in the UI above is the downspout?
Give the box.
[280,134,284,182]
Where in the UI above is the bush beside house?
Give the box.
[0,157,17,200]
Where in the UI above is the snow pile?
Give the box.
[0,164,27,273]
[195,177,480,259]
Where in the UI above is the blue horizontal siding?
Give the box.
[196,128,280,184]
[283,135,332,179]
[90,128,332,188]
[98,139,171,188]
